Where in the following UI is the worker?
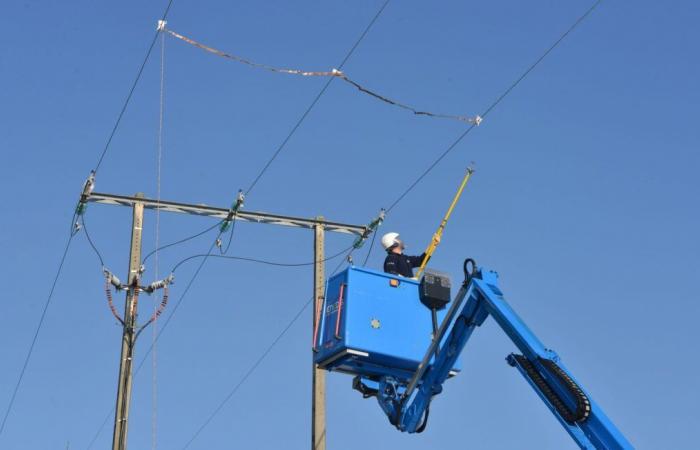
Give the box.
[382,232,439,278]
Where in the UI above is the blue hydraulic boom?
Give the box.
[315,261,633,449]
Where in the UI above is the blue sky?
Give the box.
[1,1,698,449]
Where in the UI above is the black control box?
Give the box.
[419,269,452,310]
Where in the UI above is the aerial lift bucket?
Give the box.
[313,266,460,383]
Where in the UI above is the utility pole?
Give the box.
[312,221,326,450]
[112,193,144,450]
[83,190,379,449]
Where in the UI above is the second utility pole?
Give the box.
[112,193,144,450]
[312,221,326,450]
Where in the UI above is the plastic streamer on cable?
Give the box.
[162,27,483,126]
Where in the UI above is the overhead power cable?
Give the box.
[180,248,356,449]
[170,243,355,273]
[85,3,389,445]
[81,215,106,269]
[85,232,222,450]
[187,8,608,413]
[85,2,603,446]
[362,228,379,266]
[0,231,75,436]
[385,0,604,213]
[93,0,176,174]
[142,221,221,265]
[163,26,481,126]
[20,9,180,434]
[244,0,392,195]
[218,217,237,255]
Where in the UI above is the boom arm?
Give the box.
[366,264,632,449]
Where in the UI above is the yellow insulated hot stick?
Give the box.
[414,166,474,279]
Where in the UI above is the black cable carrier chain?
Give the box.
[512,354,591,424]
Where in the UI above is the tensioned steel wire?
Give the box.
[175,4,606,445]
[83,2,392,447]
[180,246,358,449]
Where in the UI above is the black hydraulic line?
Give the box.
[512,354,591,424]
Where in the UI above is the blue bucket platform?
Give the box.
[313,266,459,382]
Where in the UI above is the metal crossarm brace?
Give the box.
[87,192,368,236]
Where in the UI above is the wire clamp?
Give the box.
[331,68,345,77]
[157,20,167,32]
[472,115,483,126]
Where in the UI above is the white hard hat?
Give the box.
[381,232,400,250]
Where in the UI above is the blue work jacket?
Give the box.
[383,252,426,278]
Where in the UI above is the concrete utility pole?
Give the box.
[85,191,376,449]
[112,193,144,450]
[312,221,326,450]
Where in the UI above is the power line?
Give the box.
[83,1,602,446]
[93,0,177,174]
[386,0,603,213]
[244,0,391,195]
[85,409,112,450]
[85,2,390,445]
[480,0,603,121]
[15,4,178,435]
[81,215,106,269]
[178,3,606,443]
[170,243,355,273]
[86,231,223,450]
[84,238,354,449]
[180,250,355,449]
[218,217,237,255]
[0,232,75,436]
[183,298,313,449]
[362,227,379,266]
[142,221,221,265]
